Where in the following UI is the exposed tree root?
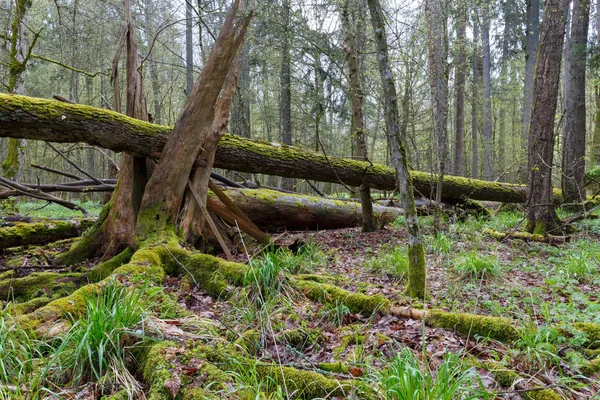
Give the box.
[482,228,570,245]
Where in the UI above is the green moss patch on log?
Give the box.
[427,310,521,343]
[0,271,84,301]
[87,248,133,282]
[573,322,600,349]
[280,327,321,349]
[291,277,390,315]
[0,219,94,250]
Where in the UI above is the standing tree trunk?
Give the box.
[593,0,600,169]
[497,3,512,177]
[526,0,569,234]
[425,0,448,233]
[562,0,589,203]
[368,0,426,299]
[186,0,194,96]
[280,0,293,191]
[453,0,467,176]
[482,6,493,181]
[471,12,480,179]
[341,0,376,232]
[2,0,33,180]
[522,0,540,180]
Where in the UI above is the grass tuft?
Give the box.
[451,251,501,281]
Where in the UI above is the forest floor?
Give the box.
[0,204,599,399]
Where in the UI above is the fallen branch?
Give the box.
[482,228,570,245]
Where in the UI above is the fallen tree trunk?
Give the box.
[0,219,95,250]
[0,94,550,204]
[212,188,402,231]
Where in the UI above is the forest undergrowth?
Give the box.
[0,202,599,399]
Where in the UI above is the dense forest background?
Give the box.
[2,0,594,196]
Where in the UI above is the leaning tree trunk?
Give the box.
[368,0,426,299]
[562,0,589,204]
[526,0,569,234]
[341,0,376,233]
[522,0,540,181]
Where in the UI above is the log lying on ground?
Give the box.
[0,219,95,250]
[0,94,551,203]
[482,228,570,244]
[215,188,402,231]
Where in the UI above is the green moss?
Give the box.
[0,269,15,280]
[255,365,353,399]
[0,271,83,301]
[580,358,600,376]
[2,138,21,179]
[292,278,390,315]
[8,296,51,315]
[184,254,247,297]
[140,340,179,400]
[333,333,365,359]
[573,322,600,349]
[523,389,563,400]
[405,242,426,299]
[0,219,94,249]
[280,327,321,349]
[234,329,261,355]
[583,348,600,358]
[428,310,520,343]
[317,361,350,374]
[87,248,133,282]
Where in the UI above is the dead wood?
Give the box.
[482,228,570,244]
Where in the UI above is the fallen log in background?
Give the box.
[214,188,402,231]
[0,219,95,250]
[0,94,553,204]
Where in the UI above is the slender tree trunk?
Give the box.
[426,0,448,233]
[341,0,376,232]
[280,0,293,191]
[454,0,466,176]
[497,6,511,178]
[186,0,194,96]
[562,0,589,203]
[471,13,480,179]
[368,0,426,299]
[482,8,493,181]
[592,0,600,167]
[522,0,540,180]
[526,0,569,234]
[2,0,32,180]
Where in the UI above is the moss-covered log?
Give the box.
[0,93,551,204]
[216,188,402,230]
[0,219,95,249]
[483,228,569,244]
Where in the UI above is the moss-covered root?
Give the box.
[181,253,248,297]
[17,244,170,335]
[427,310,521,343]
[0,219,95,250]
[86,248,132,282]
[291,277,390,315]
[255,364,353,399]
[482,228,569,245]
[0,271,85,302]
[140,341,231,400]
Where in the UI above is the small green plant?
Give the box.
[49,283,147,388]
[451,251,501,281]
[324,299,351,327]
[226,358,291,399]
[371,348,484,400]
[0,308,45,396]
[515,322,562,369]
[429,232,452,254]
[366,245,409,280]
[244,254,293,306]
[553,240,600,283]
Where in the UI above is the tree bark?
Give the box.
[341,0,376,233]
[0,94,551,205]
[471,13,480,179]
[453,0,467,176]
[482,8,493,181]
[368,0,426,299]
[280,0,293,191]
[522,0,540,179]
[213,188,401,231]
[526,0,569,234]
[562,0,589,203]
